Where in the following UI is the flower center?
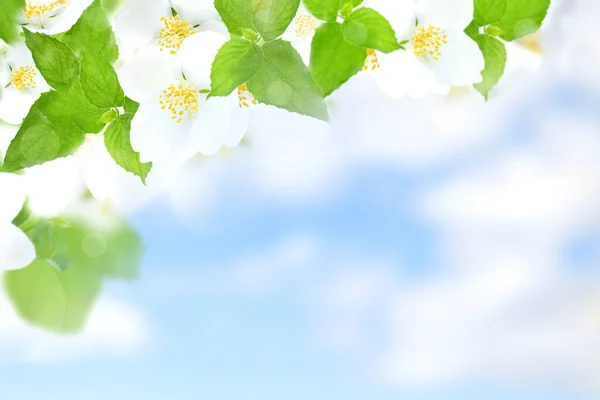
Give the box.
[411,24,447,62]
[294,14,318,38]
[158,16,196,54]
[24,0,68,24]
[363,49,380,71]
[10,66,37,92]
[159,81,199,123]
[237,83,257,108]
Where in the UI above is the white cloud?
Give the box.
[0,293,150,366]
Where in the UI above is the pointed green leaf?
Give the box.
[0,0,24,43]
[209,39,263,97]
[310,22,367,97]
[473,35,507,99]
[342,7,400,53]
[474,0,507,25]
[23,28,80,91]
[248,39,328,121]
[104,114,152,184]
[80,50,125,108]
[214,0,254,36]
[495,0,551,41]
[252,0,300,41]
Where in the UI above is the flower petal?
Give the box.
[425,30,485,86]
[0,87,39,125]
[416,0,474,31]
[227,104,250,148]
[114,0,171,51]
[0,172,26,223]
[189,95,233,156]
[130,96,194,163]
[171,0,219,24]
[178,31,228,90]
[367,0,417,40]
[117,45,182,102]
[0,224,36,271]
[375,50,449,98]
[40,0,94,35]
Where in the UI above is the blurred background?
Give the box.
[2,0,600,398]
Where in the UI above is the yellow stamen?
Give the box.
[411,24,448,62]
[10,66,37,92]
[237,83,258,108]
[24,0,68,21]
[159,81,199,123]
[294,14,318,38]
[158,16,196,55]
[363,49,380,71]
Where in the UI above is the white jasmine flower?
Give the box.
[22,0,94,35]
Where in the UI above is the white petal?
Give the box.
[197,20,230,36]
[178,31,228,90]
[367,0,417,39]
[0,121,18,156]
[417,0,474,31]
[0,87,39,125]
[227,105,249,148]
[375,50,449,98]
[171,0,219,23]
[0,172,26,223]
[130,97,194,163]
[40,0,94,35]
[188,96,232,156]
[425,30,485,86]
[117,45,182,102]
[114,0,171,50]
[0,224,36,271]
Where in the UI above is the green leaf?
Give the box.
[303,0,340,22]
[104,114,152,184]
[248,39,328,121]
[124,96,140,114]
[473,35,507,100]
[62,0,119,64]
[4,260,67,332]
[474,0,507,25]
[2,87,105,172]
[495,0,551,41]
[214,0,254,36]
[0,0,24,43]
[342,7,400,53]
[209,39,263,97]
[58,262,103,332]
[26,221,59,260]
[22,28,80,91]
[310,22,367,97]
[80,50,125,108]
[252,0,300,41]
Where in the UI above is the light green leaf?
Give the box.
[58,263,103,332]
[26,221,59,260]
[2,87,105,172]
[495,0,551,41]
[80,50,125,108]
[252,0,300,41]
[62,0,118,64]
[474,0,507,25]
[104,114,152,184]
[23,28,80,91]
[214,0,254,36]
[303,0,340,21]
[0,0,24,43]
[310,22,367,97]
[4,260,67,332]
[248,39,328,120]
[209,39,263,97]
[342,7,400,53]
[473,35,507,99]
[124,96,140,114]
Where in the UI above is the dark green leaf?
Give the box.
[209,39,263,97]
[495,0,551,41]
[343,7,400,53]
[104,114,152,184]
[303,0,340,22]
[124,96,140,114]
[310,22,366,97]
[473,35,507,99]
[63,0,119,64]
[80,50,125,108]
[23,28,80,91]
[248,39,328,120]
